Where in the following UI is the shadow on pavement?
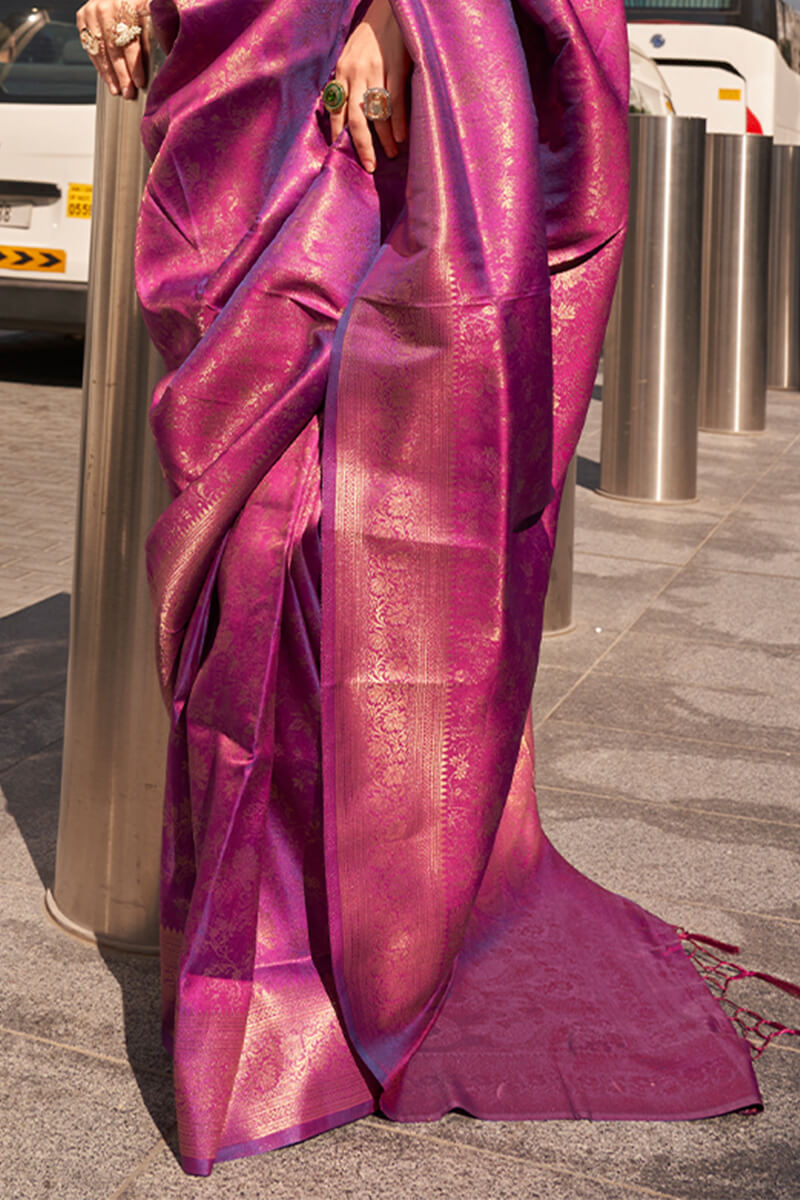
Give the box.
[99,946,181,1162]
[576,454,601,491]
[0,593,180,1159]
[0,594,70,890]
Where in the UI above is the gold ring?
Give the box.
[79,27,102,56]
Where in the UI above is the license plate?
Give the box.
[0,203,32,230]
[66,183,92,220]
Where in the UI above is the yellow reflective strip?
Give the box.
[719,88,742,101]
[0,245,66,272]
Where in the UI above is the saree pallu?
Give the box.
[136,0,761,1176]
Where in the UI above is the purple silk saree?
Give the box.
[136,0,761,1175]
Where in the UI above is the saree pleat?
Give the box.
[137,0,761,1175]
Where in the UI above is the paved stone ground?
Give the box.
[1,329,798,1199]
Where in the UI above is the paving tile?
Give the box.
[0,593,69,713]
[691,509,800,578]
[694,460,777,514]
[593,630,799,699]
[0,588,55,619]
[568,554,678,635]
[117,1118,641,1200]
[550,669,799,755]
[765,389,800,425]
[578,629,800,757]
[631,566,800,649]
[0,685,65,772]
[573,490,722,566]
[740,456,800,509]
[532,666,582,724]
[575,453,601,492]
[0,1030,173,1200]
[699,423,794,461]
[539,622,618,673]
[0,742,62,888]
[577,430,601,461]
[537,787,800,922]
[772,432,800,463]
[0,809,47,888]
[534,722,800,826]
[0,593,69,650]
[420,1051,800,1200]
[0,560,44,581]
[0,532,66,553]
[0,879,169,1076]
[692,423,799,511]
[8,566,75,591]
[702,409,799,451]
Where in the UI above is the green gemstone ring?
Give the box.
[322,81,347,115]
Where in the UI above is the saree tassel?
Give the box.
[678,930,800,1056]
[677,928,741,956]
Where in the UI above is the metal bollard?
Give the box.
[767,144,800,390]
[45,80,168,953]
[543,455,576,637]
[600,116,706,503]
[699,133,773,432]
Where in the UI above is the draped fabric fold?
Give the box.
[136,0,761,1176]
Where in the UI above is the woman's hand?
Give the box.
[330,0,411,173]
[75,1,150,100]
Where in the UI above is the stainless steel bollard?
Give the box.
[699,133,773,432]
[767,144,800,390]
[543,455,576,637]
[600,116,706,503]
[45,82,168,953]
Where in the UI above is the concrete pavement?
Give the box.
[1,329,798,1199]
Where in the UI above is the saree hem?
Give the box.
[378,1096,764,1125]
[181,1098,377,1176]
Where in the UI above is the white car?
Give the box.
[629,42,676,117]
[0,4,96,332]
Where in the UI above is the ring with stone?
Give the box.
[322,80,347,115]
[79,27,102,55]
[110,4,143,47]
[363,86,392,121]
[112,18,142,47]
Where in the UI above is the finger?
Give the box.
[122,35,145,90]
[102,3,145,98]
[120,7,148,90]
[105,39,136,98]
[76,3,117,95]
[329,85,349,142]
[387,73,407,144]
[90,39,122,96]
[346,84,376,173]
[371,110,398,160]
[77,3,129,96]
